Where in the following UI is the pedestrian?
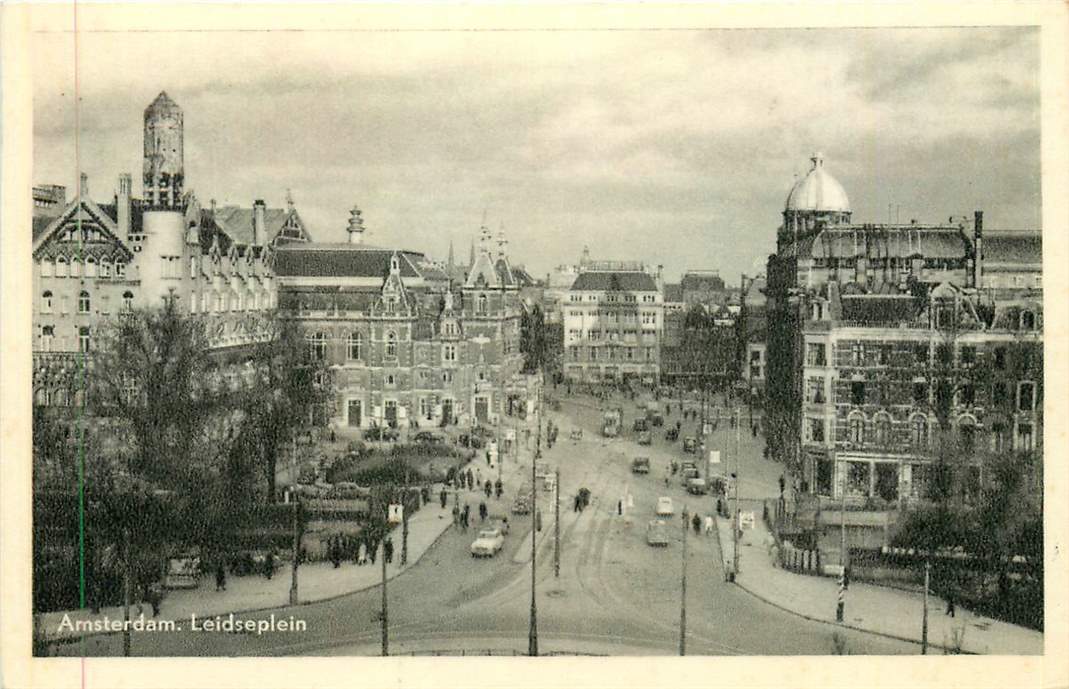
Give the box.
[215,563,227,592]
[384,538,394,564]
[484,480,493,498]
[779,474,786,497]
[574,494,581,513]
[664,474,670,488]
[358,540,367,565]
[330,428,336,444]
[452,504,460,524]
[617,499,623,516]
[368,538,378,565]
[752,424,758,438]
[440,488,448,509]
[692,513,702,534]
[146,582,163,618]
[945,592,956,618]
[264,550,276,580]
[704,515,714,535]
[479,502,488,522]
[466,468,474,490]
[676,420,681,432]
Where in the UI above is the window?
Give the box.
[42,291,53,314]
[626,347,634,360]
[994,347,1006,370]
[991,422,1008,453]
[442,371,453,383]
[190,256,198,278]
[70,258,81,278]
[646,347,654,361]
[115,261,126,278]
[56,257,68,278]
[959,421,976,456]
[960,384,975,407]
[41,259,53,277]
[60,296,69,314]
[41,325,54,352]
[874,414,892,446]
[478,294,488,314]
[912,382,928,405]
[123,291,134,310]
[86,257,97,277]
[590,347,598,361]
[808,418,824,443]
[100,258,111,278]
[78,291,90,314]
[101,295,110,314]
[806,343,826,366]
[347,333,362,361]
[385,374,396,387]
[443,344,457,362]
[1018,382,1035,411]
[960,346,976,365]
[78,326,90,353]
[807,378,825,404]
[750,350,761,363]
[1021,311,1036,330]
[848,415,864,444]
[911,416,928,447]
[992,382,1007,406]
[570,346,579,360]
[850,381,866,406]
[936,343,953,366]
[914,343,928,364]
[386,331,397,358]
[1016,423,1034,451]
[307,332,326,361]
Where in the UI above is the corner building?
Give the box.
[765,154,1042,502]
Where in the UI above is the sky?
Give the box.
[32,26,1040,282]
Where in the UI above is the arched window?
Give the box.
[42,291,53,314]
[86,257,97,277]
[874,414,892,446]
[100,257,112,278]
[115,260,126,278]
[1020,310,1036,331]
[78,290,90,314]
[307,332,326,361]
[911,415,928,448]
[348,332,362,361]
[215,292,225,312]
[848,414,864,444]
[70,258,82,278]
[959,418,977,456]
[190,255,198,279]
[386,331,397,358]
[478,294,488,314]
[41,259,54,277]
[123,291,134,310]
[40,325,54,352]
[78,326,90,353]
[56,256,68,278]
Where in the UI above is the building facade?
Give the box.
[274,222,530,431]
[32,92,312,410]
[765,153,1043,501]
[561,262,663,385]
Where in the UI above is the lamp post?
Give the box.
[554,469,561,578]
[732,407,741,577]
[528,431,539,656]
[288,493,301,606]
[680,506,688,656]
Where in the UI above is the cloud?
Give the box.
[32,26,1039,280]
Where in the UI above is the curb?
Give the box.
[44,515,457,647]
[729,575,974,655]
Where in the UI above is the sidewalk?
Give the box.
[40,497,457,642]
[715,512,1043,654]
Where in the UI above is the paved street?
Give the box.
[53,393,917,657]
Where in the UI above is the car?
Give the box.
[648,412,665,427]
[681,467,700,485]
[665,427,679,442]
[686,477,708,495]
[632,418,649,433]
[470,528,506,557]
[413,431,443,444]
[646,520,670,547]
[638,431,652,446]
[631,457,651,474]
[656,496,675,516]
[683,437,698,454]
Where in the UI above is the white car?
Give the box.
[470,528,506,558]
[656,496,675,516]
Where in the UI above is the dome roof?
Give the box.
[785,153,850,213]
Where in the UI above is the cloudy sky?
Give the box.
[33,26,1039,281]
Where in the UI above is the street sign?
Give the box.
[739,511,755,530]
[708,450,721,466]
[388,504,403,524]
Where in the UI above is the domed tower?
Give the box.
[781,152,851,247]
[143,91,184,210]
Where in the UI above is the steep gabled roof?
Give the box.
[273,245,423,278]
[210,205,311,246]
[32,195,133,260]
[664,283,683,303]
[983,232,1041,265]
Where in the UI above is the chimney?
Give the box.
[80,172,89,197]
[347,205,365,244]
[117,173,132,237]
[210,198,217,213]
[253,199,266,246]
[973,210,984,289]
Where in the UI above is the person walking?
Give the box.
[440,488,448,509]
[484,480,493,498]
[779,474,786,497]
[495,479,503,499]
[368,538,378,565]
[692,512,702,535]
[479,501,488,522]
[215,563,227,592]
[945,592,956,618]
[357,539,367,565]
[384,538,394,565]
[704,515,714,535]
[466,468,474,490]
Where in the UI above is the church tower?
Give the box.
[143,91,184,209]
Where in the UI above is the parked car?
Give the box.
[683,437,698,453]
[512,487,532,514]
[646,519,670,547]
[632,418,649,433]
[686,477,708,495]
[413,431,443,444]
[665,427,679,442]
[470,528,506,558]
[681,467,701,485]
[647,411,665,427]
[638,431,652,446]
[656,496,675,516]
[631,457,651,474]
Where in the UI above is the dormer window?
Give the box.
[478,294,488,314]
[386,331,397,358]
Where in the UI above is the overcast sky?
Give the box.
[33,26,1039,281]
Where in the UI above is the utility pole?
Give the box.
[529,428,539,656]
[680,506,688,656]
[732,407,741,576]
[922,560,930,655]
[381,530,388,657]
[840,478,847,622]
[289,495,301,606]
[554,468,560,578]
[401,468,410,566]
